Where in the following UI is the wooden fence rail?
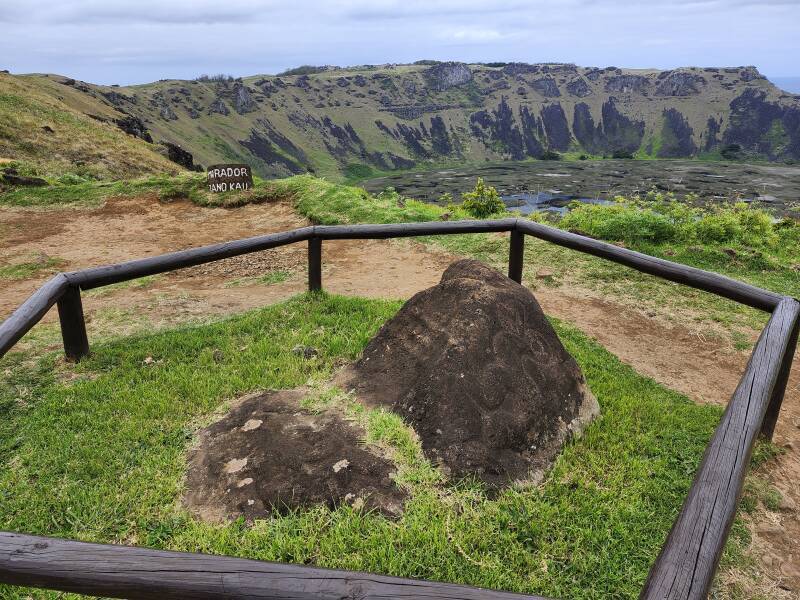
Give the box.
[640,297,800,599]
[0,532,548,600]
[0,217,797,600]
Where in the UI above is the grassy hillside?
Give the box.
[0,72,180,180]
[5,62,799,181]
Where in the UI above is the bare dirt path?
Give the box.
[1,196,798,595]
[0,195,453,330]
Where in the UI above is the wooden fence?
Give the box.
[0,218,797,600]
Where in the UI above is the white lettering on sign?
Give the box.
[207,164,254,193]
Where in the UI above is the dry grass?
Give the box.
[0,73,179,180]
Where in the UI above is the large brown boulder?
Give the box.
[339,259,599,487]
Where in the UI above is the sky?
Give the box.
[1,0,799,85]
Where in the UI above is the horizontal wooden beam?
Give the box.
[0,532,550,600]
[313,218,517,239]
[1,219,787,360]
[0,274,69,357]
[640,297,800,599]
[516,220,783,312]
[66,227,315,290]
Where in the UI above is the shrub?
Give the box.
[561,204,677,243]
[461,178,505,218]
[693,212,742,243]
[56,173,90,185]
[195,74,234,83]
[612,149,634,159]
[541,150,561,161]
[558,193,780,250]
[278,65,330,76]
[344,163,374,180]
[720,144,742,160]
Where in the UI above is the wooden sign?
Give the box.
[207,164,253,193]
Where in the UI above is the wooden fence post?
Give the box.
[761,315,799,439]
[56,286,89,362]
[308,237,322,292]
[508,229,524,284]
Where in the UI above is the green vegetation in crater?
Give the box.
[460,177,505,218]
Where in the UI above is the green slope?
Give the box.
[0,72,181,180]
[5,62,800,181]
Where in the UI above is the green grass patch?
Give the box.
[0,255,63,280]
[223,270,293,288]
[0,292,763,599]
[0,172,296,208]
[84,275,160,297]
[284,176,797,333]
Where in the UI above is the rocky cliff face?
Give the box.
[26,62,800,177]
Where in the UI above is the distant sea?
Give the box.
[769,76,800,94]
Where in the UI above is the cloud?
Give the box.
[1,0,798,84]
[0,0,285,24]
[343,0,533,20]
[439,28,510,43]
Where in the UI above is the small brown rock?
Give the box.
[756,523,783,537]
[778,494,797,512]
[536,268,555,279]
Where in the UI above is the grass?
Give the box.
[0,173,186,208]
[0,292,765,599]
[223,270,293,287]
[0,255,63,280]
[282,176,798,335]
[2,169,794,338]
[0,73,178,180]
[0,171,302,209]
[36,171,779,338]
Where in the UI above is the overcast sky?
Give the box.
[1,0,798,85]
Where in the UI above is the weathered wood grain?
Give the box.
[56,285,90,361]
[508,229,525,284]
[640,297,800,599]
[308,237,322,292]
[0,274,68,357]
[66,227,315,290]
[515,220,783,312]
[0,532,550,600]
[313,219,517,240]
[761,314,800,439]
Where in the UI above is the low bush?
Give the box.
[561,190,781,249]
[561,204,677,243]
[344,163,375,181]
[461,177,505,218]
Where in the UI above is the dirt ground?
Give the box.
[1,194,798,594]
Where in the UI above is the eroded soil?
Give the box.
[184,388,406,522]
[2,195,798,594]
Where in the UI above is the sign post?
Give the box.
[207,164,254,193]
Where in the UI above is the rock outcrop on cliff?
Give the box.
[13,62,799,178]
